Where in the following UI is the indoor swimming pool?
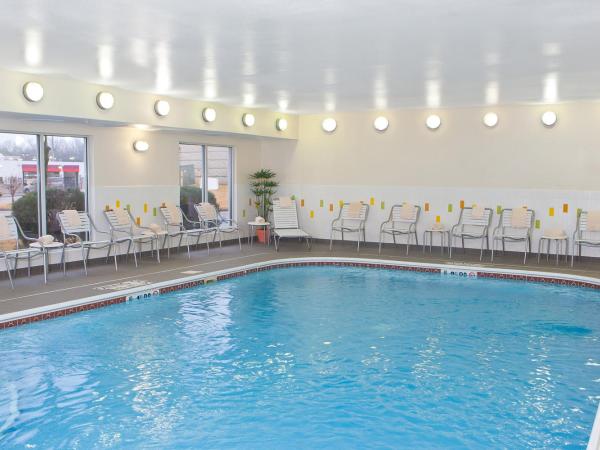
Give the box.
[1,266,599,448]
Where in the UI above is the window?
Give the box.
[179,144,233,222]
[0,132,88,238]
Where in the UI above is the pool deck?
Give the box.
[2,239,600,319]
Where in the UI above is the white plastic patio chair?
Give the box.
[159,204,211,258]
[450,206,493,261]
[104,208,162,265]
[571,210,600,266]
[330,202,370,252]
[57,210,124,274]
[378,203,420,255]
[0,215,45,288]
[272,197,311,251]
[491,207,535,264]
[194,202,241,250]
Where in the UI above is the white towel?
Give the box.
[0,216,10,240]
[510,207,529,228]
[37,235,55,245]
[165,204,183,224]
[114,209,131,226]
[149,223,163,233]
[279,196,293,208]
[543,228,566,238]
[587,211,600,231]
[400,203,414,220]
[346,202,363,219]
[63,210,82,227]
[471,204,485,220]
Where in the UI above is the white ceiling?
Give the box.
[1,0,600,113]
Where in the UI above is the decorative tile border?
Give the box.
[1,258,599,331]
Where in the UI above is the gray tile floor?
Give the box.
[1,240,599,316]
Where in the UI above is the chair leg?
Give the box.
[61,246,66,275]
[378,232,383,255]
[6,257,14,288]
[112,245,118,271]
[82,246,89,275]
[238,230,242,251]
[479,237,484,261]
[329,229,334,251]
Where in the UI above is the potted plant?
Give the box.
[249,169,278,243]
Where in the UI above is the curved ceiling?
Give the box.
[1,0,600,113]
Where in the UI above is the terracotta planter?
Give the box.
[256,228,268,244]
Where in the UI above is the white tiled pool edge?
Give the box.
[1,256,599,449]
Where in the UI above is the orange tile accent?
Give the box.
[136,217,141,225]
[329,203,334,212]
[425,202,430,212]
[460,200,465,209]
[301,199,305,207]
[563,203,569,213]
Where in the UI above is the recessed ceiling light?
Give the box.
[133,140,149,152]
[23,81,44,102]
[154,99,170,117]
[426,114,441,130]
[322,118,337,133]
[96,91,115,110]
[541,111,557,127]
[483,112,499,128]
[275,118,288,131]
[202,107,217,122]
[242,113,255,127]
[373,116,389,132]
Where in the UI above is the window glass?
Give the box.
[0,133,39,237]
[43,135,87,237]
[179,144,205,220]
[206,146,232,222]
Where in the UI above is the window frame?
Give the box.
[178,143,234,220]
[0,130,89,236]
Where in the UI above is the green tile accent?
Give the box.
[242,209,246,218]
[153,207,157,217]
[290,195,296,200]
[447,203,453,213]
[320,199,324,207]
[535,219,541,229]
[380,201,385,210]
[496,205,502,215]
[126,204,131,211]
[577,208,582,215]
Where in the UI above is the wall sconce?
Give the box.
[276,118,288,131]
[202,107,217,122]
[23,81,44,102]
[96,91,115,110]
[154,99,170,116]
[133,140,149,152]
[242,113,255,127]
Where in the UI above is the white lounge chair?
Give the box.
[104,208,162,265]
[572,210,600,266]
[0,215,45,288]
[450,206,493,261]
[272,197,311,251]
[57,210,124,274]
[378,203,420,255]
[491,207,535,264]
[159,204,211,258]
[194,202,241,250]
[330,202,369,252]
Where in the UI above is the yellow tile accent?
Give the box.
[310,210,315,219]
[435,215,441,223]
[301,199,305,207]
[424,202,430,212]
[143,203,148,214]
[549,207,554,217]
[496,205,502,214]
[339,200,344,208]
[329,203,333,212]
[535,219,541,229]
[447,204,453,213]
[460,200,465,209]
[116,200,121,209]
[320,199,324,207]
[563,203,569,213]
[370,197,375,206]
[380,201,385,210]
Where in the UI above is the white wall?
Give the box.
[261,102,600,255]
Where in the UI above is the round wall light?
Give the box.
[23,81,44,102]
[275,118,288,131]
[133,140,149,152]
[541,111,557,127]
[202,107,216,122]
[154,99,170,117]
[322,117,337,133]
[426,114,441,130]
[483,112,499,128]
[96,91,115,110]
[373,116,389,132]
[242,113,255,127]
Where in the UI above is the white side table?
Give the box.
[248,221,271,247]
[423,228,450,255]
[538,230,568,265]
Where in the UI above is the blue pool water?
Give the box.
[1,266,600,449]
